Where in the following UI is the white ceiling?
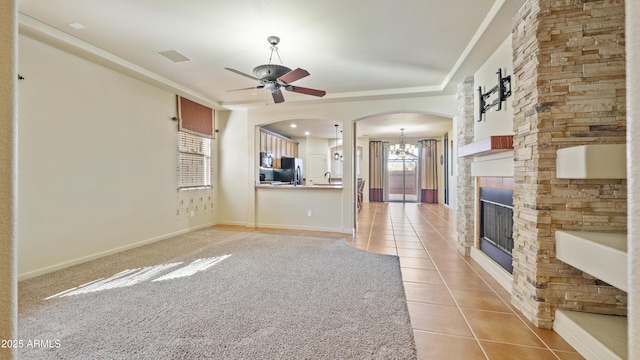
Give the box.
[17,0,524,139]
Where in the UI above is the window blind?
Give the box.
[178,131,211,189]
[177,96,214,138]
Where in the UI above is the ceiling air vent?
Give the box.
[156,50,190,63]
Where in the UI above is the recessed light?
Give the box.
[68,23,85,30]
[290,124,297,128]
[304,131,310,136]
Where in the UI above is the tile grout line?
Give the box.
[356,203,578,358]
[402,205,492,360]
[389,203,489,360]
[428,206,564,357]
[363,202,377,252]
[412,204,566,359]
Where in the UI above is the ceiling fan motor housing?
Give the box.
[253,64,292,81]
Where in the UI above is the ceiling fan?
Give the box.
[225,36,326,103]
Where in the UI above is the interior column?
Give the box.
[0,0,18,359]
[455,76,475,256]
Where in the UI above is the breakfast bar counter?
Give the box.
[254,183,344,232]
[255,183,342,190]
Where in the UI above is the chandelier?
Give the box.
[389,128,416,158]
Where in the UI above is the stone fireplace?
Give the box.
[511,0,628,330]
[455,0,630,356]
[456,0,628,331]
[478,187,514,273]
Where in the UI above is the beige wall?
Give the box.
[0,1,17,359]
[216,109,250,226]
[474,35,515,139]
[17,35,217,279]
[471,35,514,178]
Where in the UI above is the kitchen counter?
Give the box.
[255,183,342,190]
[254,183,344,232]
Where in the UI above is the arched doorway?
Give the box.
[354,112,453,205]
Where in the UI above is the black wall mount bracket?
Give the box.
[477,68,512,122]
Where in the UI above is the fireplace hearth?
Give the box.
[479,188,514,273]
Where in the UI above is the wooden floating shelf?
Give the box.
[459,135,514,157]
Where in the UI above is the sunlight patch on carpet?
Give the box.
[153,254,231,281]
[45,255,231,300]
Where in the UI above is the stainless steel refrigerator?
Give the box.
[277,156,303,185]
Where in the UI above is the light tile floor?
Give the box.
[347,202,584,360]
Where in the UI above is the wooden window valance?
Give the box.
[177,96,214,138]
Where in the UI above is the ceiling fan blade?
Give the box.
[225,85,264,92]
[278,68,310,84]
[224,67,261,81]
[285,85,326,97]
[271,90,285,103]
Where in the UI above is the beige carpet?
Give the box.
[18,228,416,359]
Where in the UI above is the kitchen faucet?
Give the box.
[324,172,332,184]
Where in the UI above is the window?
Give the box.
[178,131,211,189]
[177,96,214,138]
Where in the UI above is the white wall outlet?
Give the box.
[190,210,195,217]
[307,210,312,217]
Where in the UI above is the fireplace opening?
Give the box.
[479,188,514,273]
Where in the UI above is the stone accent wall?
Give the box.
[456,76,475,256]
[511,0,627,328]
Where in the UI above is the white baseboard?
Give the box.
[469,247,512,293]
[216,221,349,234]
[18,222,217,281]
[255,222,347,234]
[216,220,251,227]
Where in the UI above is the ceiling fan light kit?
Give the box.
[225,36,326,104]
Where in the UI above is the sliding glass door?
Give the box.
[387,154,418,202]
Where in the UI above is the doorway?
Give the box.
[387,150,418,202]
[308,153,327,185]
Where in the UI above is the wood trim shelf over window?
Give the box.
[177,96,214,138]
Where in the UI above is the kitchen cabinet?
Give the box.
[259,128,298,168]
